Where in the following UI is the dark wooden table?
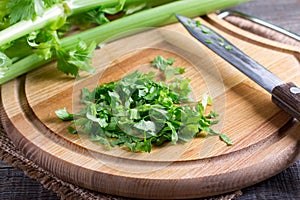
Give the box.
[1,0,300,199]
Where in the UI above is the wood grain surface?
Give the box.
[2,10,300,199]
[1,0,300,199]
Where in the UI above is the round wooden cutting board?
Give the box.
[1,15,300,199]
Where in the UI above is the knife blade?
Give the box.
[175,14,300,121]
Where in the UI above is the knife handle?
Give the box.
[272,82,300,120]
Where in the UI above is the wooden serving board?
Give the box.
[1,14,300,199]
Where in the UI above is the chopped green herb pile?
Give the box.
[56,56,233,152]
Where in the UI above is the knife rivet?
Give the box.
[290,87,300,94]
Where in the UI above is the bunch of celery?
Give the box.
[0,0,247,84]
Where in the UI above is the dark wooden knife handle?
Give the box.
[272,82,300,120]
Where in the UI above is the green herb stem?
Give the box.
[69,0,175,15]
[0,54,52,84]
[62,0,248,49]
[0,0,248,84]
[68,0,121,15]
[0,4,65,46]
[1,0,172,46]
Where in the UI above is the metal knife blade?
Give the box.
[175,14,300,121]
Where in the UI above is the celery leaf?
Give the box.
[56,40,96,76]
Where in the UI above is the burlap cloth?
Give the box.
[0,15,300,200]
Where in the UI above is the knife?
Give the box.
[175,14,300,121]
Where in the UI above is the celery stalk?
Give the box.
[62,0,249,49]
[69,0,175,15]
[0,0,176,46]
[0,0,248,84]
[0,4,65,47]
